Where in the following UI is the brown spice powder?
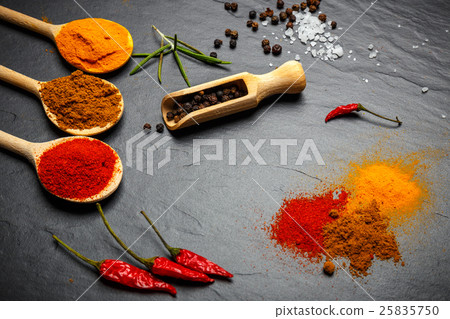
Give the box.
[39,70,121,131]
[322,201,401,277]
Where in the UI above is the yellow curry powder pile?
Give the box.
[55,18,132,73]
[322,201,402,277]
[345,158,426,226]
[40,70,121,131]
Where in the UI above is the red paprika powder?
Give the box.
[37,138,118,200]
[269,189,348,261]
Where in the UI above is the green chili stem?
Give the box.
[96,203,147,265]
[173,34,191,87]
[53,235,102,270]
[357,103,402,125]
[129,43,171,75]
[177,46,231,64]
[140,211,180,257]
[166,35,205,55]
[158,38,164,83]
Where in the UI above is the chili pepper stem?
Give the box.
[53,235,102,270]
[357,103,402,125]
[96,203,148,265]
[140,211,180,257]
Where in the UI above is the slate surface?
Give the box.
[0,0,449,301]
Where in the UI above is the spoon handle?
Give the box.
[254,60,306,102]
[0,5,60,40]
[0,65,41,96]
[0,130,36,163]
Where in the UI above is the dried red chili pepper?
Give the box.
[140,211,233,278]
[96,204,214,283]
[52,235,176,295]
[325,103,402,125]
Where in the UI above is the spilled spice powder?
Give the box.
[269,189,348,261]
[39,70,121,131]
[322,201,402,277]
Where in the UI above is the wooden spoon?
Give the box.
[0,5,133,74]
[0,65,124,136]
[161,60,307,130]
[0,130,123,203]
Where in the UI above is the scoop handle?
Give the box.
[0,65,40,96]
[0,130,36,163]
[255,60,306,102]
[0,5,59,40]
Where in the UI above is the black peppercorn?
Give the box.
[234,91,241,98]
[313,0,321,8]
[216,90,224,99]
[225,28,232,36]
[265,8,274,17]
[166,112,174,120]
[156,123,164,133]
[209,95,218,104]
[230,86,237,94]
[252,21,259,31]
[214,39,223,48]
[286,21,294,29]
[184,102,192,110]
[277,0,284,9]
[300,2,307,11]
[210,52,218,58]
[230,30,238,39]
[221,95,231,102]
[249,10,257,19]
[247,20,253,27]
[224,2,231,10]
[271,16,279,25]
[279,11,288,21]
[143,123,151,130]
[262,39,270,47]
[307,0,313,5]
[180,112,186,119]
[272,44,282,55]
[309,5,317,13]
[194,95,202,103]
[230,39,237,48]
[231,2,238,11]
[203,101,210,107]
[285,8,293,16]
[259,12,267,20]
[174,115,180,123]
[331,21,337,29]
[223,88,231,95]
[289,14,296,23]
[292,4,300,11]
[318,14,326,23]
[263,45,271,54]
[192,105,199,111]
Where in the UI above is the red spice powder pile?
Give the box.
[37,139,118,200]
[269,189,348,261]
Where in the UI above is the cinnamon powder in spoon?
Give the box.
[39,70,121,131]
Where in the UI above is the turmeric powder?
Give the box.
[345,161,423,223]
[55,18,133,73]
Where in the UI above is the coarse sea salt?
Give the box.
[368,44,374,50]
[422,87,428,93]
[369,52,377,59]
[295,54,300,61]
[262,21,268,26]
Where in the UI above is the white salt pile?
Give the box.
[281,9,344,61]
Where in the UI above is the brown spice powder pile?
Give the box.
[322,201,402,277]
[39,70,121,131]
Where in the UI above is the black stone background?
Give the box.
[0,0,449,300]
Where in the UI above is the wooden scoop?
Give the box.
[0,130,123,203]
[161,60,306,130]
[0,65,124,136]
[0,5,133,74]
